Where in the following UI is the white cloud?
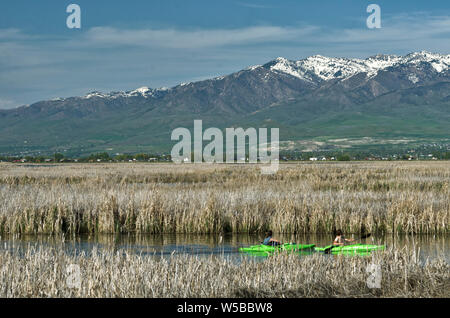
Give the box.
[235,2,276,9]
[82,25,318,49]
[322,14,450,44]
[0,28,25,40]
[70,14,450,53]
[0,12,449,108]
[0,98,20,109]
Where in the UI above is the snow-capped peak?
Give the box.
[267,51,449,82]
[76,51,448,102]
[130,86,151,95]
[245,64,262,71]
[82,86,172,100]
[84,91,107,99]
[269,57,314,81]
[403,51,450,72]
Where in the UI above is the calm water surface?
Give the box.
[1,233,448,262]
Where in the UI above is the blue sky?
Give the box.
[1,0,449,108]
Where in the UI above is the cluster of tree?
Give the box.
[0,152,171,163]
[77,153,170,162]
[0,155,63,163]
[434,152,450,160]
[278,150,450,161]
[1,151,449,163]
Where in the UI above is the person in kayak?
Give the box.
[333,229,354,246]
[262,230,281,246]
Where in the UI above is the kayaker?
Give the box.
[262,230,281,246]
[333,229,354,246]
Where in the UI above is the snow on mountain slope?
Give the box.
[82,86,168,100]
[130,86,151,95]
[403,51,450,72]
[266,51,449,82]
[70,51,449,102]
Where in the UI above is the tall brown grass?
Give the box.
[0,162,448,235]
[0,245,448,297]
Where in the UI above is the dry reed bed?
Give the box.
[0,246,448,298]
[0,162,448,235]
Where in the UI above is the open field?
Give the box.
[0,245,448,298]
[0,162,448,235]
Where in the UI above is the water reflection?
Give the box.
[1,233,448,262]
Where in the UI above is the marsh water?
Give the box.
[1,233,448,262]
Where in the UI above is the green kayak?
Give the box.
[315,244,386,254]
[239,243,315,253]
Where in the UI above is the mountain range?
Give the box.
[0,51,449,156]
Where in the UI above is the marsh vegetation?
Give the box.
[0,162,448,235]
[0,245,448,298]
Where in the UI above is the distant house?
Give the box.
[309,157,318,161]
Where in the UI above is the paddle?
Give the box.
[259,241,284,247]
[323,233,372,254]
